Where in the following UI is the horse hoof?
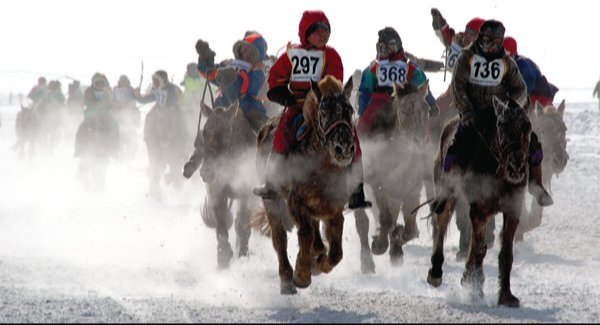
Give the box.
[280,281,297,295]
[293,271,312,289]
[389,243,404,267]
[371,236,389,255]
[390,254,404,267]
[217,244,234,269]
[238,247,249,258]
[427,273,442,288]
[360,248,376,274]
[498,292,520,308]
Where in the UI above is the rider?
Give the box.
[430,9,485,114]
[357,27,432,136]
[27,76,48,104]
[180,62,207,114]
[503,36,559,110]
[252,10,370,209]
[182,32,270,178]
[440,19,553,209]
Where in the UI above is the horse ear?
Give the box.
[492,96,506,116]
[343,76,353,100]
[557,99,566,117]
[227,101,239,119]
[200,102,213,118]
[310,79,321,101]
[418,79,429,97]
[393,82,405,97]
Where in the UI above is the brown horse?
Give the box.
[353,81,431,273]
[198,101,259,269]
[516,100,569,239]
[14,105,42,159]
[427,97,532,308]
[254,76,356,294]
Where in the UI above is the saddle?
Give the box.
[292,113,310,142]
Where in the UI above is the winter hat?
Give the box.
[503,36,517,56]
[476,20,506,59]
[298,10,330,46]
[233,33,268,64]
[377,27,403,59]
[152,70,169,89]
[118,75,131,87]
[465,17,485,32]
[91,72,109,90]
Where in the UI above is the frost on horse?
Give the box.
[253,76,357,294]
[427,97,532,307]
[353,81,431,273]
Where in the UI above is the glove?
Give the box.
[215,67,238,86]
[431,8,447,30]
[195,39,215,70]
[267,86,296,107]
[460,110,475,127]
[183,153,202,179]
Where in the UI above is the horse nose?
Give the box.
[335,144,344,155]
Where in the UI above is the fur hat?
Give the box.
[233,33,267,64]
[91,72,109,90]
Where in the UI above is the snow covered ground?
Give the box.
[0,87,599,322]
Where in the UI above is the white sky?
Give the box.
[1,0,599,94]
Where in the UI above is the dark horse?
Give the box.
[354,81,431,273]
[516,100,569,239]
[427,97,532,308]
[14,105,42,159]
[254,76,356,294]
[197,101,259,269]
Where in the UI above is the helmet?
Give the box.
[376,27,403,59]
[477,20,505,57]
[503,36,517,56]
[465,17,485,33]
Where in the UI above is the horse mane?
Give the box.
[303,75,343,127]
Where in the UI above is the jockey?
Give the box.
[180,62,206,113]
[135,70,183,109]
[356,27,433,136]
[441,19,553,208]
[252,10,371,209]
[28,76,48,103]
[84,73,113,114]
[182,32,270,179]
[503,36,559,110]
[430,9,485,115]
[112,75,137,110]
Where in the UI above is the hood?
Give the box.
[298,10,330,47]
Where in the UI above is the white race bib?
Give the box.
[469,55,506,87]
[288,48,324,82]
[114,88,130,103]
[228,59,252,73]
[376,60,408,87]
[154,89,168,107]
[445,42,462,69]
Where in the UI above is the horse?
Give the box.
[516,100,569,239]
[353,81,431,273]
[74,108,120,190]
[13,105,42,159]
[143,101,189,199]
[430,89,496,262]
[197,100,260,269]
[427,96,532,308]
[253,76,356,294]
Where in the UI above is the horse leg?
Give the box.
[214,193,233,269]
[264,198,296,295]
[354,208,375,274]
[311,219,326,276]
[387,199,405,266]
[315,213,344,274]
[455,199,471,261]
[461,209,489,299]
[498,210,521,307]
[427,199,454,287]
[371,191,392,255]
[292,216,314,289]
[235,198,252,258]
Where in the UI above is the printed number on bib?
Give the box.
[288,49,324,82]
[229,59,252,73]
[446,42,462,69]
[377,60,407,87]
[469,55,505,86]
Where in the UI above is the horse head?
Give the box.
[493,96,532,185]
[533,100,569,174]
[392,80,431,149]
[304,75,356,168]
[199,101,237,183]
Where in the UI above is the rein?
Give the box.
[324,120,354,137]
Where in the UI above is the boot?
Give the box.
[253,152,283,200]
[183,150,202,179]
[347,159,372,209]
[528,163,553,207]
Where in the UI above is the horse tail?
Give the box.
[201,196,216,228]
[250,207,271,237]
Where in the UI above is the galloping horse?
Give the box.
[14,105,41,159]
[516,100,569,239]
[197,101,259,269]
[353,81,431,273]
[255,76,356,294]
[427,97,532,307]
